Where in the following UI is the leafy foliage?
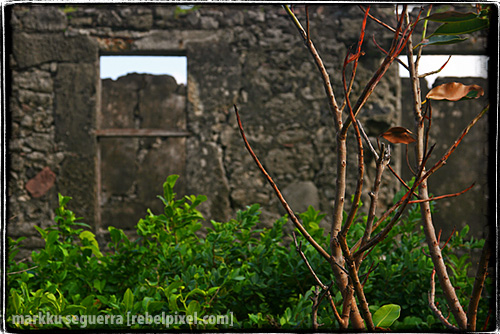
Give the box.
[7,176,491,330]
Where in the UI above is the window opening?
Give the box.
[97,55,188,232]
[100,55,187,84]
[398,55,488,89]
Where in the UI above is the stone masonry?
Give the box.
[6,4,491,256]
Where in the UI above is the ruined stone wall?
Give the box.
[6,4,490,255]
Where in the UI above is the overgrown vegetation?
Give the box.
[7,176,491,330]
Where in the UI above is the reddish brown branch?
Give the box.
[408,183,475,204]
[418,105,488,186]
[359,5,399,34]
[387,163,419,198]
[419,55,452,78]
[341,47,365,236]
[341,6,415,136]
[234,105,332,262]
[467,232,492,331]
[372,34,409,71]
[441,227,456,250]
[341,7,369,113]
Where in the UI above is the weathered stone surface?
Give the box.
[13,68,53,93]
[54,63,98,153]
[100,138,137,196]
[25,166,56,198]
[58,155,97,222]
[100,76,139,128]
[18,6,68,32]
[139,75,186,129]
[12,33,98,68]
[137,137,187,205]
[282,181,320,214]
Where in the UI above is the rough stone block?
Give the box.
[13,32,98,68]
[54,63,98,153]
[19,6,68,32]
[282,181,320,214]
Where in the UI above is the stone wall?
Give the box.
[6,4,490,255]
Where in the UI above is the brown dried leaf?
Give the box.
[380,127,416,144]
[426,82,484,101]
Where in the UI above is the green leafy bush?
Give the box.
[7,175,490,330]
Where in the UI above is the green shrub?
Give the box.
[6,175,491,330]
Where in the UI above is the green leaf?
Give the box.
[34,225,47,239]
[185,288,206,300]
[430,18,489,36]
[109,226,122,244]
[460,224,470,237]
[47,230,59,244]
[425,11,478,23]
[79,230,103,258]
[186,300,201,316]
[419,35,468,47]
[11,290,21,314]
[146,301,165,313]
[372,304,401,328]
[58,193,71,207]
[123,288,134,311]
[164,175,180,203]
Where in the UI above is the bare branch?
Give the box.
[358,144,390,256]
[429,270,460,330]
[338,235,375,330]
[283,5,342,130]
[234,105,332,262]
[357,120,379,160]
[406,8,469,328]
[359,5,399,34]
[341,48,365,237]
[419,105,489,184]
[408,183,475,204]
[7,265,39,275]
[419,55,452,78]
[292,232,345,328]
[467,232,492,331]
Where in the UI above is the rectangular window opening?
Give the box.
[97,54,188,232]
[100,55,187,85]
[398,55,489,89]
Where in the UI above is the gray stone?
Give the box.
[282,181,320,214]
[13,33,98,68]
[54,63,98,153]
[14,69,53,93]
[17,90,52,107]
[21,6,68,32]
[24,134,53,152]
